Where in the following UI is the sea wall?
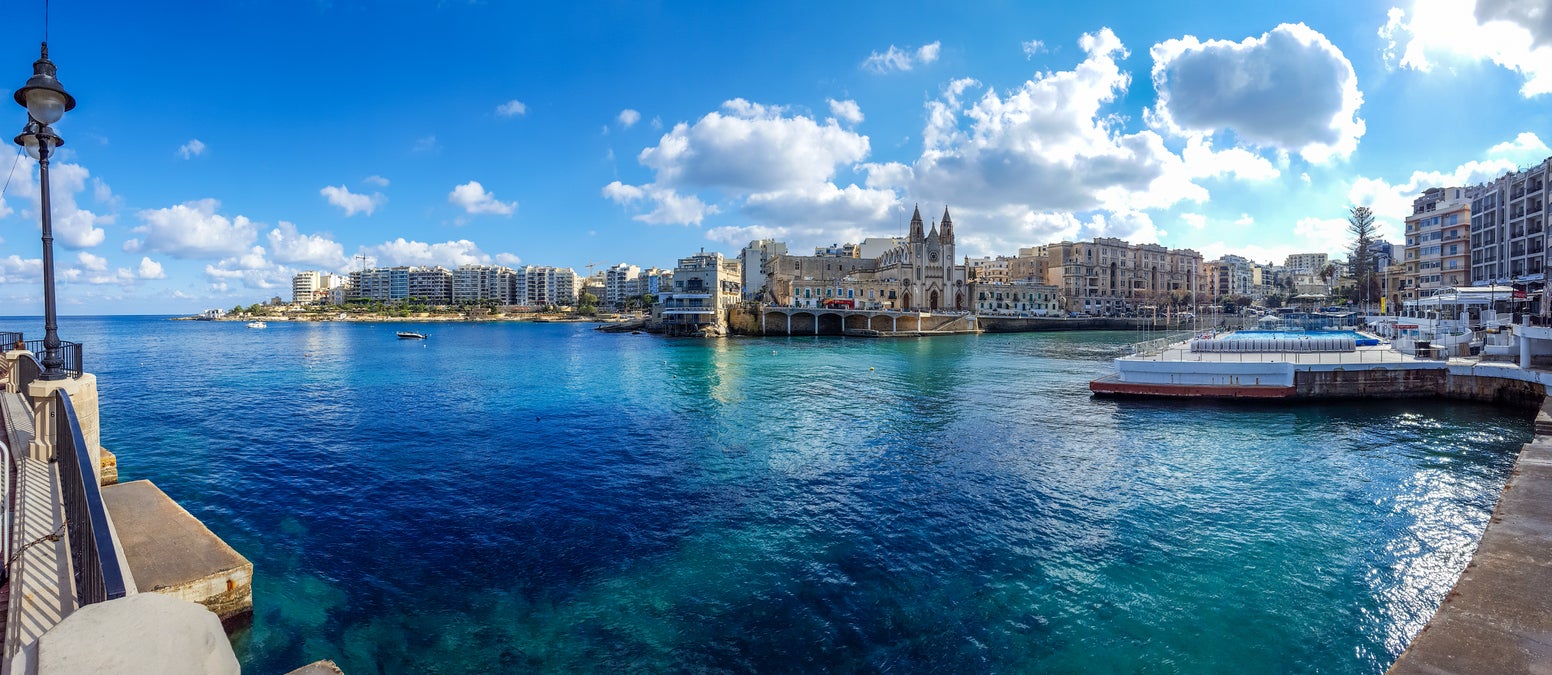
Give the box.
[980,316,1190,332]
[1291,368,1546,408]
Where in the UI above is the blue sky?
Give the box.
[1,0,1550,313]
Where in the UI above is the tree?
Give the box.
[1348,205,1379,310]
[1318,262,1337,289]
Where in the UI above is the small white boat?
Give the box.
[246,321,267,329]
[396,331,427,340]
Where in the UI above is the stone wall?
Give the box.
[1293,368,1545,409]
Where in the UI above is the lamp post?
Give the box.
[14,42,75,381]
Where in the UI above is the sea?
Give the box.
[6,316,1533,674]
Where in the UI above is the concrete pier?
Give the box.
[100,481,253,627]
[1389,422,1552,673]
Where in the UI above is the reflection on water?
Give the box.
[13,317,1529,674]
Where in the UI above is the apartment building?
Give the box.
[1405,187,1471,300]
[660,251,742,335]
[1470,157,1549,286]
[1038,238,1201,314]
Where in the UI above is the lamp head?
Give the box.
[14,43,75,126]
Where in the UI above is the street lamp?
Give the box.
[14,42,75,381]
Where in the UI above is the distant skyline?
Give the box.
[0,0,1550,313]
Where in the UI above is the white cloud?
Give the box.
[177,139,206,159]
[1348,151,1520,226]
[448,181,517,216]
[364,175,390,187]
[917,42,941,64]
[827,98,864,125]
[76,251,108,272]
[603,181,719,225]
[132,199,259,258]
[606,98,892,229]
[896,29,1201,224]
[1487,131,1551,163]
[320,185,385,217]
[495,252,523,266]
[137,257,166,279]
[266,222,348,268]
[1022,39,1046,58]
[0,255,41,283]
[1294,216,1352,255]
[1181,213,1207,229]
[364,238,491,267]
[496,100,528,117]
[6,157,108,249]
[1235,213,1255,225]
[1381,0,1552,96]
[1148,23,1366,163]
[618,109,641,128]
[862,41,941,73]
[412,136,439,153]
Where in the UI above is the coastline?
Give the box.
[172,314,624,324]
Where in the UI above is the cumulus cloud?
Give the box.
[604,98,892,231]
[496,100,527,117]
[0,255,42,283]
[1149,23,1366,163]
[177,139,206,159]
[603,181,719,225]
[363,175,390,187]
[76,251,108,272]
[1487,131,1551,163]
[448,181,517,216]
[6,157,108,249]
[1022,40,1046,58]
[827,98,864,125]
[364,238,492,267]
[137,257,166,279]
[495,252,523,266]
[267,221,348,268]
[1181,213,1207,229]
[1381,0,1552,96]
[895,30,1200,222]
[862,41,942,73]
[320,184,386,217]
[1235,213,1255,225]
[618,109,641,128]
[131,199,259,258]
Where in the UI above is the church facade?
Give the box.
[764,206,969,312]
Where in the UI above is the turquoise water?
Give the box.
[1228,329,1381,345]
[4,317,1532,673]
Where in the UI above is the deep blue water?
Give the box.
[3,316,1532,674]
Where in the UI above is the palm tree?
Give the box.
[1318,262,1337,291]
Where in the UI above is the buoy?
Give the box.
[869,367,875,371]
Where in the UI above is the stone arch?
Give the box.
[845,313,870,331]
[870,315,892,331]
[902,292,912,310]
[817,312,844,335]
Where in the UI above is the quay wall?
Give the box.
[980,316,1188,332]
[1289,367,1545,408]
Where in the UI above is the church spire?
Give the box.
[908,204,924,242]
[940,206,954,245]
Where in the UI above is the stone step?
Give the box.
[100,480,252,629]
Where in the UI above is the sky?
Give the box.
[1,0,1551,314]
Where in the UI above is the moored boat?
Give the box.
[397,331,427,339]
[246,321,267,329]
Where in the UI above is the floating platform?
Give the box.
[101,480,253,628]
[1088,374,1295,398]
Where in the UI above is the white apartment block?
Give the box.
[605,263,640,306]
[739,239,788,300]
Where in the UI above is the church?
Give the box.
[766,205,969,312]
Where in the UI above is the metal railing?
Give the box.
[52,390,127,606]
[14,353,41,404]
[0,331,20,349]
[1,339,83,379]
